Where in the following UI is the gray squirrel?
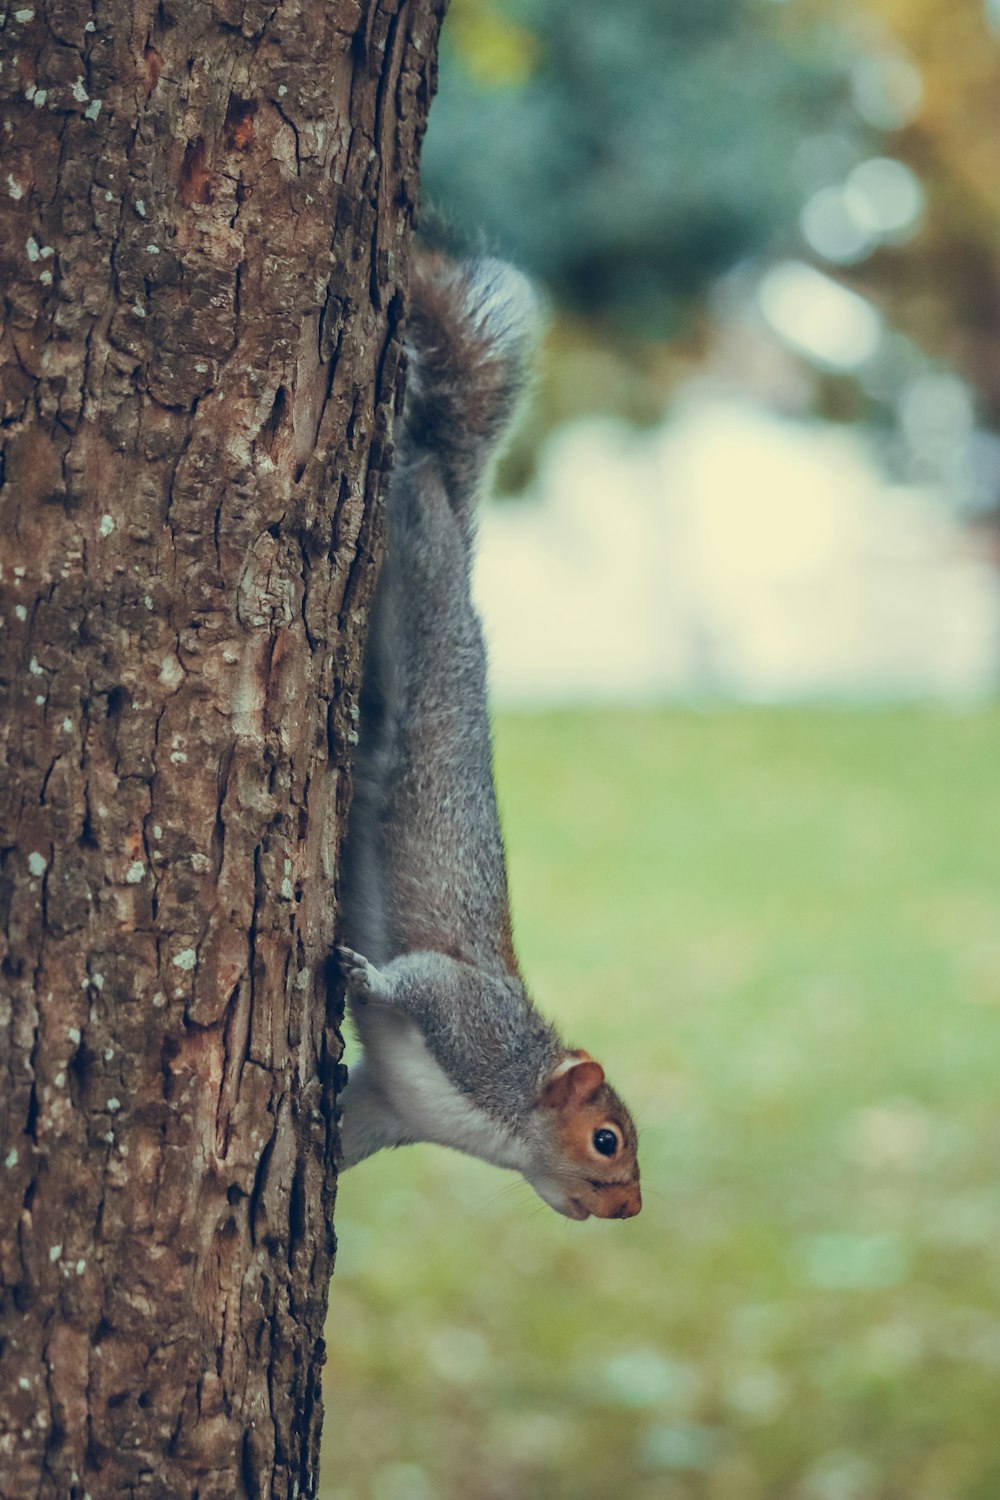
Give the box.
[336,247,641,1221]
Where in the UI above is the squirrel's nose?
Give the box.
[606,1185,642,1220]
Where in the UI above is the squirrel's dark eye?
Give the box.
[593,1128,618,1157]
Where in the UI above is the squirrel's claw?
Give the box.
[337,945,381,1002]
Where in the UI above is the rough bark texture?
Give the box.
[0,0,445,1494]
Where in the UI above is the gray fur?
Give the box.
[398,254,539,543]
[338,252,639,1215]
[340,248,557,1138]
[356,950,559,1128]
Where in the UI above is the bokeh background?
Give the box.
[323,3,1000,1496]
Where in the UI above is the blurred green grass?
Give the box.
[323,708,1000,1500]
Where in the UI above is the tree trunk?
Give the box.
[0,0,444,1494]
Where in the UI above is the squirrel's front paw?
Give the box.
[337,945,383,1002]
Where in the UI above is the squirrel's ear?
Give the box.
[539,1055,606,1109]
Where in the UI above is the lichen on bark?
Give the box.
[0,0,446,1494]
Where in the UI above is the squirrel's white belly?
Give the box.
[361,1006,524,1170]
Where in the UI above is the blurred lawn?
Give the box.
[323,708,1000,1500]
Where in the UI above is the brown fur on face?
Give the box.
[537,1054,641,1220]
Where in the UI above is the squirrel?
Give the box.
[336,246,641,1222]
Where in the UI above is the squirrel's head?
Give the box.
[525,1050,641,1221]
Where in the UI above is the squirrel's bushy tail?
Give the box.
[401,248,539,539]
[343,248,537,967]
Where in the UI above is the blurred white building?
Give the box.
[475,390,1000,705]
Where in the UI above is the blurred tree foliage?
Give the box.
[424,0,1000,516]
[823,1,1000,429]
[422,0,849,339]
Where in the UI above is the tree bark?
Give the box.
[0,0,445,1495]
